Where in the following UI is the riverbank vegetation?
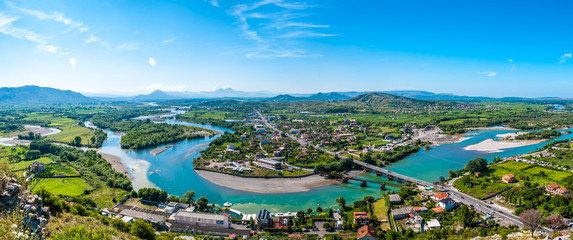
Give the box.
[110,119,212,150]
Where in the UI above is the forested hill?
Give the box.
[344,92,453,109]
[0,85,95,105]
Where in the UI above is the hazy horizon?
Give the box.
[2,1,573,98]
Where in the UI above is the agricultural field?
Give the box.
[373,198,391,231]
[33,178,91,197]
[454,160,573,198]
[23,112,96,145]
[6,157,54,171]
[86,187,129,209]
[47,125,94,145]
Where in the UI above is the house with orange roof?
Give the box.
[357,225,377,240]
[353,212,370,226]
[431,192,448,201]
[502,174,516,183]
[432,207,444,213]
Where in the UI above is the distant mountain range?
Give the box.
[1,85,572,106]
[0,86,95,105]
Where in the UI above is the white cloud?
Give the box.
[0,13,62,54]
[84,34,100,44]
[160,38,175,44]
[145,83,185,92]
[117,42,141,50]
[9,3,85,30]
[278,31,338,38]
[149,57,157,67]
[559,53,572,64]
[69,57,77,67]
[225,0,335,58]
[477,72,497,77]
[42,45,59,53]
[508,59,513,62]
[511,65,517,72]
[205,0,219,7]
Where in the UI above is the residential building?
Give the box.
[388,194,402,205]
[30,161,45,173]
[353,212,370,226]
[427,219,441,230]
[357,225,377,240]
[438,198,456,210]
[164,202,190,214]
[502,174,516,183]
[169,211,230,229]
[255,158,281,170]
[431,193,448,201]
[255,209,272,228]
[432,207,444,213]
[226,144,235,151]
[333,212,343,229]
[546,183,570,195]
[391,207,414,220]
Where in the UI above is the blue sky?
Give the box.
[1,0,572,97]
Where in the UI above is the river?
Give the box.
[98,120,573,214]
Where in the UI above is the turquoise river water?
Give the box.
[98,120,573,214]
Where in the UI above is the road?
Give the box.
[255,111,547,231]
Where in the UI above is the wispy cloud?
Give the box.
[0,13,62,54]
[220,0,336,58]
[204,0,220,7]
[160,38,175,44]
[560,53,572,64]
[8,2,85,31]
[477,72,497,77]
[117,42,141,50]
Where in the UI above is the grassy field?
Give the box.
[455,161,573,198]
[373,198,391,231]
[492,161,572,185]
[0,146,26,161]
[34,178,90,197]
[86,187,129,209]
[23,112,95,145]
[47,125,94,145]
[6,157,53,171]
[45,163,78,176]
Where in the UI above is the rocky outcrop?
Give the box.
[1,176,49,238]
[0,177,21,210]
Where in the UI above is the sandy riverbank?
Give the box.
[149,145,175,156]
[99,152,133,179]
[464,139,544,153]
[195,170,364,193]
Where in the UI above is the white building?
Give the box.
[437,198,455,210]
[427,219,441,230]
[169,212,230,229]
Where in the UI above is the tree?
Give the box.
[307,208,313,214]
[448,169,457,179]
[493,156,501,163]
[130,219,156,240]
[519,209,542,237]
[182,191,196,204]
[457,205,474,228]
[545,214,567,232]
[336,196,346,210]
[316,206,323,213]
[196,196,209,211]
[73,136,82,146]
[465,158,487,173]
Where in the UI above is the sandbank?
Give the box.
[99,152,133,179]
[464,139,544,153]
[195,170,346,193]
